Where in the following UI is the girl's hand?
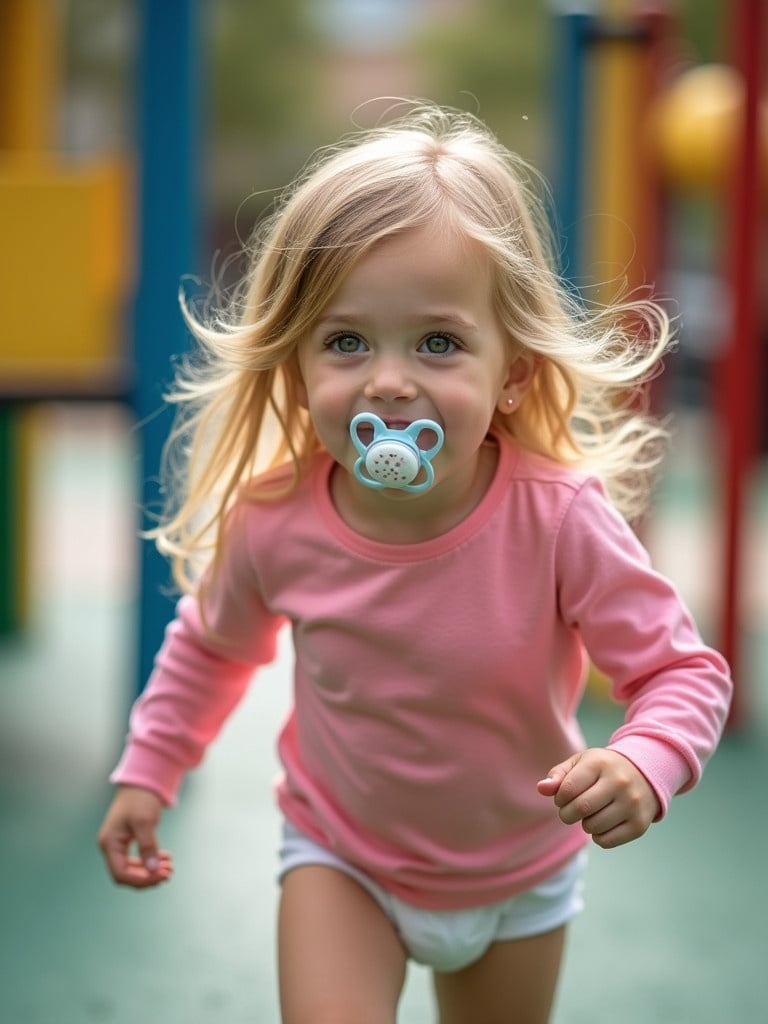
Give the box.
[537,748,660,849]
[97,785,174,888]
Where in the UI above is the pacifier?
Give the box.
[350,413,444,493]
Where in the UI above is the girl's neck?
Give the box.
[329,440,499,544]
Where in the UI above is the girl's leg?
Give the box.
[432,926,567,1024]
[278,865,408,1024]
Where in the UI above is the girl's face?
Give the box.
[296,221,532,533]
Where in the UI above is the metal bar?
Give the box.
[133,0,201,694]
[719,0,766,727]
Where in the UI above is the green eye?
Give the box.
[330,333,366,354]
[421,333,456,355]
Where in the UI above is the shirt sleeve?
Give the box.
[554,476,732,816]
[110,502,286,805]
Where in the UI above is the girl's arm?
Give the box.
[99,595,279,888]
[110,500,285,803]
[109,589,282,804]
[99,502,285,885]
[545,477,732,842]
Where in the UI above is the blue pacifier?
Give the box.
[350,413,444,493]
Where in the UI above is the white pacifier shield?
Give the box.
[364,439,420,485]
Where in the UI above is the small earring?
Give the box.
[505,397,515,407]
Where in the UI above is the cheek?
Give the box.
[296,378,309,409]
[304,375,340,416]
[299,376,357,448]
[292,351,310,408]
[441,375,501,422]
[295,359,329,413]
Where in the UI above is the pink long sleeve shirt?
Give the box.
[111,438,732,909]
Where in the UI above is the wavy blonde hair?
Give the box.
[154,104,671,593]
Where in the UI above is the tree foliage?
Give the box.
[411,0,551,165]
[209,0,319,146]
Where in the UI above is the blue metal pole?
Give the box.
[550,6,593,286]
[132,0,201,693]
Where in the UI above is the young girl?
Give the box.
[98,105,731,1024]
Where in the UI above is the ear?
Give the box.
[496,352,538,415]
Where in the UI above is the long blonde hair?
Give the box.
[154,104,671,592]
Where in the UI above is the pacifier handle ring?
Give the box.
[350,413,384,457]
[404,419,444,460]
[404,461,435,493]
[352,455,385,488]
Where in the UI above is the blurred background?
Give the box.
[1,1,766,1022]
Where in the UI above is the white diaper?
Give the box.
[278,821,586,973]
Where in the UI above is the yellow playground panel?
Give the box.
[0,0,132,393]
[0,155,132,394]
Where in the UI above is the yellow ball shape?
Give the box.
[650,63,768,192]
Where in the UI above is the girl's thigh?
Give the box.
[432,925,567,1024]
[278,864,408,1024]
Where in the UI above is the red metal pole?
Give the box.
[719,0,766,728]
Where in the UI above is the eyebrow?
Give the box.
[315,311,479,331]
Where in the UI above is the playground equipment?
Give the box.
[0,0,132,633]
[132,0,201,691]
[0,0,199,698]
[553,0,767,727]
[651,63,768,192]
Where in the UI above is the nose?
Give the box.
[363,353,417,402]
